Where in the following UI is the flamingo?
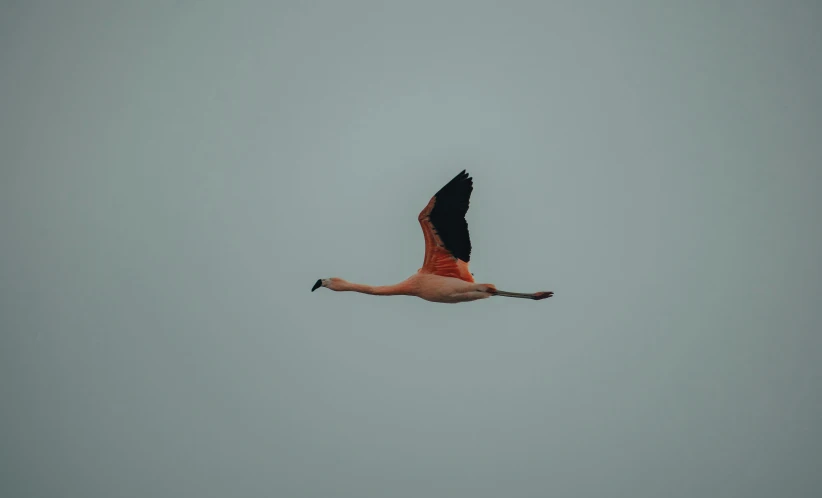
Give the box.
[312,170,554,303]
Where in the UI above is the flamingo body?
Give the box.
[313,170,553,303]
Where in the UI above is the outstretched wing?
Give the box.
[417,170,475,282]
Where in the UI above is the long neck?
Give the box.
[337,279,411,296]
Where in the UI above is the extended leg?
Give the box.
[490,288,553,300]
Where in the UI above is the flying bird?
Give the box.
[312,170,554,303]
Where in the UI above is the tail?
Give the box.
[483,284,554,301]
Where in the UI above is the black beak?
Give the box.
[311,279,322,292]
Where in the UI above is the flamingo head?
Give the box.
[312,278,344,292]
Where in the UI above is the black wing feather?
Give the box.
[429,170,473,262]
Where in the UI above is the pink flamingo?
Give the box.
[312,170,554,303]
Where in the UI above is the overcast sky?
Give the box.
[2,1,820,497]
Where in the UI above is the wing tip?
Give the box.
[438,170,473,195]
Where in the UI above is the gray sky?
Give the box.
[2,1,820,497]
